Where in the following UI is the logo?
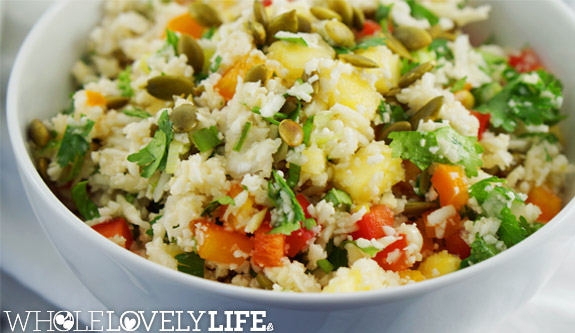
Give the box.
[54,312,74,331]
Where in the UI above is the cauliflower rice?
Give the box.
[28,0,573,293]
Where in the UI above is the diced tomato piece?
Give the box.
[526,186,562,223]
[192,220,254,265]
[166,13,203,38]
[415,218,436,257]
[85,90,106,107]
[445,232,471,259]
[351,205,394,240]
[423,208,462,239]
[356,20,381,40]
[470,111,491,141]
[263,0,272,6]
[374,234,411,272]
[92,217,133,249]
[285,194,317,257]
[252,223,285,267]
[509,48,543,73]
[431,164,469,211]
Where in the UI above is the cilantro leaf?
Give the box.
[450,76,467,92]
[407,0,439,26]
[375,3,393,22]
[57,118,95,181]
[428,38,453,60]
[378,100,408,124]
[127,110,173,178]
[117,66,134,97]
[518,132,559,143]
[325,239,348,271]
[175,252,205,277]
[122,108,151,118]
[323,188,353,211]
[460,235,500,268]
[71,180,100,220]
[267,170,305,235]
[201,196,235,217]
[498,207,529,247]
[165,29,179,55]
[146,215,162,237]
[388,127,484,177]
[191,126,221,153]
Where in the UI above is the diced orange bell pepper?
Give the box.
[222,183,256,230]
[252,223,285,268]
[85,90,106,107]
[214,56,266,101]
[166,13,203,39]
[92,217,133,249]
[526,186,562,223]
[351,205,395,240]
[431,164,469,211]
[191,220,254,265]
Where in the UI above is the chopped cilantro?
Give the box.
[325,239,348,271]
[428,38,453,60]
[322,188,353,211]
[378,100,408,124]
[127,110,173,178]
[400,58,420,75]
[303,218,317,230]
[117,66,134,97]
[175,252,205,277]
[57,118,95,181]
[62,93,75,115]
[267,170,305,235]
[388,127,484,177]
[202,26,216,40]
[518,132,559,143]
[71,180,100,220]
[191,126,221,153]
[460,235,500,268]
[146,215,163,237]
[233,122,252,152]
[122,108,151,118]
[375,3,393,22]
[201,196,235,217]
[450,76,467,92]
[406,0,439,26]
[125,193,137,204]
[210,55,222,73]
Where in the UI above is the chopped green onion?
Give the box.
[317,259,334,274]
[201,196,236,217]
[191,126,221,153]
[286,163,301,189]
[302,116,314,147]
[122,108,151,118]
[202,26,216,40]
[233,122,252,152]
[303,218,317,230]
[323,188,353,211]
[210,55,222,72]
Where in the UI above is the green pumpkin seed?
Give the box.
[105,96,130,110]
[29,119,50,148]
[249,21,267,46]
[410,96,444,129]
[338,53,378,68]
[428,25,456,41]
[267,10,299,43]
[398,62,434,88]
[382,87,401,98]
[178,34,204,74]
[244,64,268,84]
[352,7,365,31]
[253,0,268,27]
[280,96,298,115]
[170,104,198,133]
[38,158,49,179]
[325,20,355,48]
[310,7,342,21]
[384,33,412,60]
[329,0,353,27]
[279,119,304,147]
[146,75,195,101]
[403,201,438,217]
[256,272,273,290]
[189,2,222,27]
[297,15,312,33]
[193,85,206,97]
[377,121,411,144]
[393,26,432,51]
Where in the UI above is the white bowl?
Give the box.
[7,0,575,331]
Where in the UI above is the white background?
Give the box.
[1,1,574,332]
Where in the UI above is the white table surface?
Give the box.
[1,1,574,332]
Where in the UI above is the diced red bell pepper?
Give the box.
[445,232,471,259]
[374,234,411,272]
[252,223,286,267]
[263,0,272,6]
[351,205,394,240]
[509,48,543,73]
[356,20,381,40]
[285,194,317,257]
[423,209,462,239]
[470,111,491,141]
[92,217,133,249]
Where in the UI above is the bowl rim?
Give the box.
[7,0,575,307]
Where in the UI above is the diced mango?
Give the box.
[267,40,334,83]
[301,147,326,175]
[417,250,461,279]
[399,269,425,284]
[325,71,380,115]
[355,46,401,94]
[333,142,404,203]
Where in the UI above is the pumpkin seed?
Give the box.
[29,119,50,147]
[267,10,298,43]
[352,7,365,31]
[253,0,268,27]
[410,96,444,129]
[384,33,412,60]
[428,25,456,41]
[279,119,304,147]
[146,75,195,101]
[453,89,475,110]
[177,34,204,74]
[338,53,378,68]
[249,21,267,46]
[328,0,353,27]
[244,64,268,84]
[170,104,198,133]
[38,158,49,179]
[105,96,130,110]
[280,96,299,115]
[189,2,222,27]
[310,7,342,21]
[193,85,206,97]
[297,15,312,33]
[398,62,434,88]
[393,26,432,51]
[325,20,355,48]
[256,272,273,290]
[377,121,411,144]
[403,201,438,217]
[382,87,401,98]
